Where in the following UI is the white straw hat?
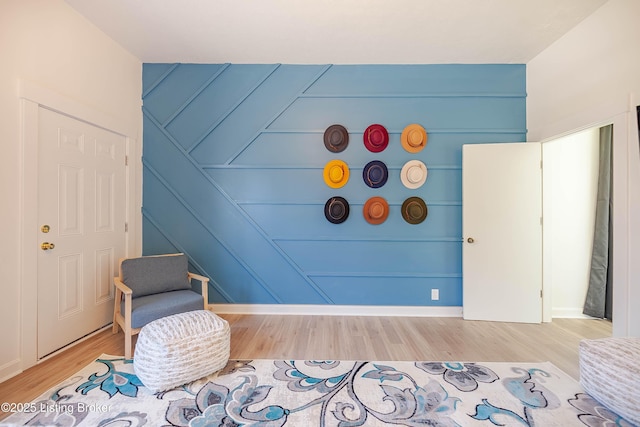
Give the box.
[400,160,428,189]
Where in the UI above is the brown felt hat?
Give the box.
[401,197,428,224]
[325,196,350,224]
[324,124,349,153]
[363,196,389,225]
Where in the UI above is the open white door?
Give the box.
[462,143,542,323]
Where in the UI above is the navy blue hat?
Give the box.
[362,160,388,188]
[324,197,350,224]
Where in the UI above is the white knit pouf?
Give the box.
[579,337,640,426]
[134,310,230,393]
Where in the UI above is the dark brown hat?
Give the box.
[401,197,428,224]
[324,196,350,224]
[324,124,349,153]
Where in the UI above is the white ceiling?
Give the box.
[64,0,609,64]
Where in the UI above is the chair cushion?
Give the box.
[121,254,191,298]
[125,289,203,329]
[134,310,230,393]
[579,337,640,426]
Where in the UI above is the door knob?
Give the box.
[467,237,475,243]
[41,242,55,250]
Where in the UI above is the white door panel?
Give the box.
[462,143,542,323]
[37,107,126,358]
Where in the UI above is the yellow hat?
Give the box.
[401,124,428,153]
[323,159,350,188]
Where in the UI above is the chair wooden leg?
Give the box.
[125,329,132,359]
[113,288,122,334]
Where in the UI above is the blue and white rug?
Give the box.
[1,355,634,426]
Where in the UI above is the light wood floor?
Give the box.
[0,314,611,421]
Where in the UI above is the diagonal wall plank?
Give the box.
[143,110,333,304]
[142,64,527,306]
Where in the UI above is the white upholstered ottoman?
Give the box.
[579,337,640,426]
[134,310,230,393]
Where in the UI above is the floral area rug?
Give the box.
[1,355,632,426]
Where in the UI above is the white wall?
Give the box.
[0,0,141,381]
[528,0,640,336]
[543,128,600,318]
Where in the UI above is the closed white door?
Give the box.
[37,107,126,358]
[462,143,542,323]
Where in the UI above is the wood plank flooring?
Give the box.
[0,314,611,421]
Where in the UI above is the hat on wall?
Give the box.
[363,196,389,225]
[323,159,350,188]
[324,124,349,153]
[362,160,388,188]
[363,124,389,153]
[325,196,350,224]
[400,160,428,189]
[401,124,427,153]
[402,197,428,224]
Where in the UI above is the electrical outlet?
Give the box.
[431,289,439,301]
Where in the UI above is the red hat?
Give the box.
[363,124,389,153]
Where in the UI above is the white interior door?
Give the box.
[37,107,126,358]
[462,143,542,323]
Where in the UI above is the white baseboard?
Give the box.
[0,358,22,384]
[552,307,600,319]
[208,304,463,317]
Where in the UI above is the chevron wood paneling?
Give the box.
[142,63,526,306]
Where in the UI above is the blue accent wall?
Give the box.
[142,64,526,306]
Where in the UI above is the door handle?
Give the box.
[41,242,55,251]
[467,237,475,243]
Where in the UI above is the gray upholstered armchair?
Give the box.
[112,253,209,358]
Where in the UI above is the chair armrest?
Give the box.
[188,272,209,306]
[113,277,133,335]
[188,272,209,284]
[114,277,133,296]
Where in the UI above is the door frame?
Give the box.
[19,80,140,370]
[538,112,629,336]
